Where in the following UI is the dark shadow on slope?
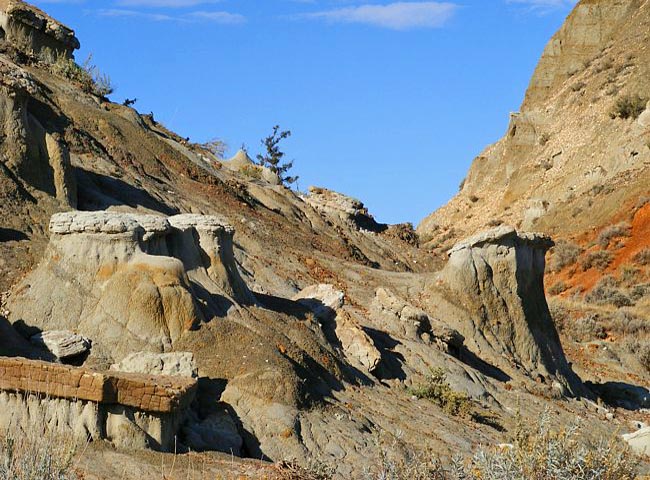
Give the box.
[0,228,28,242]
[255,293,311,321]
[586,381,650,410]
[363,327,406,382]
[75,167,178,215]
[457,346,511,383]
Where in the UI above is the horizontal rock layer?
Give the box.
[0,356,197,413]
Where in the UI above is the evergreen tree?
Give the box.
[256,125,298,186]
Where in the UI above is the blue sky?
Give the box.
[34,0,577,225]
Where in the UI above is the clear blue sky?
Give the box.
[34,0,577,225]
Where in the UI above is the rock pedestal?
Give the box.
[440,226,583,395]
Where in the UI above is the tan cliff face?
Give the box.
[419,0,650,250]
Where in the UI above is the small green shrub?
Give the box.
[409,368,471,417]
[550,240,582,273]
[610,93,647,119]
[581,250,613,271]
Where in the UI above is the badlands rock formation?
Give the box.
[0,356,197,451]
[438,226,582,394]
[7,210,256,362]
[0,0,79,60]
[0,0,645,477]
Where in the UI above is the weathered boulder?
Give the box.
[305,186,385,232]
[373,287,464,352]
[439,226,582,395]
[334,310,381,373]
[623,426,650,456]
[0,0,80,60]
[293,284,345,321]
[110,352,197,378]
[30,330,90,359]
[294,284,380,373]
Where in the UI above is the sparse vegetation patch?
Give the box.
[610,93,647,119]
[409,368,472,417]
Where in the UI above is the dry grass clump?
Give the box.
[566,313,606,342]
[549,240,582,273]
[547,281,568,296]
[50,53,113,98]
[239,164,263,179]
[610,93,647,119]
[581,250,613,272]
[0,402,81,480]
[633,248,650,266]
[358,413,637,480]
[468,413,637,480]
[585,276,633,307]
[408,368,472,417]
[597,222,631,248]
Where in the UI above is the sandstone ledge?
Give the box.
[0,357,197,413]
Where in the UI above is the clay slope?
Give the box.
[419,0,650,249]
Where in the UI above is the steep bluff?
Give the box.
[419,0,650,248]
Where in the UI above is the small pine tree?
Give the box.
[256,125,298,186]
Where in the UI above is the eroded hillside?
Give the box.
[0,1,649,479]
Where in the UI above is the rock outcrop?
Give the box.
[110,352,198,378]
[6,211,255,362]
[305,186,385,232]
[0,59,77,206]
[0,356,197,451]
[30,330,90,360]
[294,284,381,374]
[373,287,464,353]
[0,0,80,60]
[438,226,582,394]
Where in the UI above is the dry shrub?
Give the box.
[610,93,647,119]
[0,399,81,480]
[597,222,631,248]
[639,344,650,374]
[606,311,649,336]
[633,248,650,266]
[468,412,637,480]
[581,250,613,271]
[550,240,582,273]
[547,281,568,296]
[568,314,606,342]
[585,276,633,307]
[630,283,650,301]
